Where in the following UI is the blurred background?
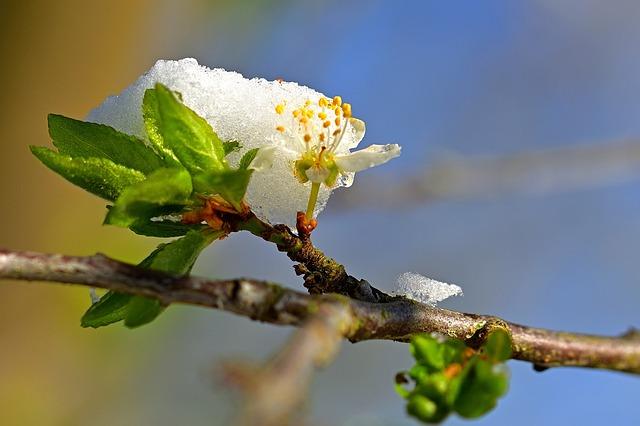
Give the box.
[1,0,639,424]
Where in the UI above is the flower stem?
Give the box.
[305,182,321,220]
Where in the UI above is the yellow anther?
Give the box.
[300,116,308,124]
[323,120,331,128]
[318,112,327,120]
[318,98,328,107]
[319,133,326,142]
[304,133,312,142]
[332,96,342,106]
[334,106,342,116]
[276,125,285,132]
[333,129,341,136]
[304,100,311,107]
[275,104,285,114]
[335,117,341,126]
[293,109,301,118]
[305,109,314,118]
[342,103,352,118]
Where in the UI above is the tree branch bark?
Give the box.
[1,248,638,374]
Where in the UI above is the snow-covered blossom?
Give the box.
[87,58,400,228]
[393,272,463,306]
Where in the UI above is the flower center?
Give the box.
[274,95,353,157]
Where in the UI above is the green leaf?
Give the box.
[124,229,222,328]
[453,359,505,418]
[223,140,241,156]
[123,296,164,328]
[406,395,448,424]
[410,335,446,371]
[192,169,252,211]
[153,83,226,176]
[48,114,165,175]
[129,219,208,238]
[82,229,222,329]
[105,167,192,227]
[81,291,133,328]
[137,228,221,274]
[142,88,181,166]
[238,148,259,170]
[483,329,512,362]
[30,146,145,201]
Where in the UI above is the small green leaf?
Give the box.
[137,228,221,274]
[407,395,448,424]
[105,167,192,227]
[82,229,222,329]
[483,329,512,362]
[129,219,207,238]
[238,148,259,170]
[30,146,145,201]
[453,359,504,418]
[123,296,164,328]
[223,140,241,156]
[48,114,165,175]
[192,169,252,211]
[81,291,133,328]
[154,83,226,176]
[142,88,181,166]
[123,229,222,328]
[410,335,446,371]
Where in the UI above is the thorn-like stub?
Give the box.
[533,364,550,372]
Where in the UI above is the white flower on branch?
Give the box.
[88,58,400,228]
[393,272,463,306]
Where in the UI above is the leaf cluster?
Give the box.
[396,330,512,423]
[31,84,258,328]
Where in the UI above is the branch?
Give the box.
[1,248,639,375]
[330,140,640,210]
[231,213,393,302]
[222,304,351,426]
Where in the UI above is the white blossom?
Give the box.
[87,58,400,228]
[393,272,463,306]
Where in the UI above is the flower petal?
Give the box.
[248,146,276,172]
[334,144,401,173]
[348,118,366,148]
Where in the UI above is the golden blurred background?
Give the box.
[0,2,206,423]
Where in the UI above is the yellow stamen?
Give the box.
[323,120,331,128]
[335,117,341,126]
[275,104,285,114]
[318,112,327,120]
[318,98,328,107]
[342,103,352,118]
[276,125,285,132]
[304,134,312,142]
[332,96,342,106]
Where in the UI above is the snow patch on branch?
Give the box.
[393,272,463,306]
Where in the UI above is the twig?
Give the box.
[1,248,639,374]
[231,213,393,302]
[222,304,352,426]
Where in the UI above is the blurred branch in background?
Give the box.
[222,304,351,426]
[331,140,640,210]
